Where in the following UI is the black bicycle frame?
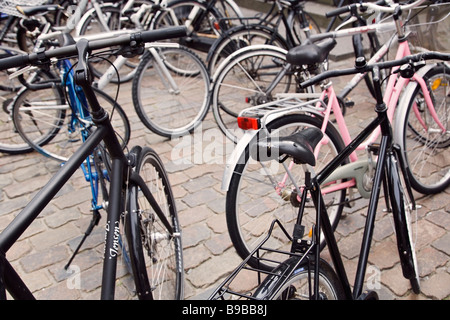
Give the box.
[0,39,173,300]
[305,68,402,300]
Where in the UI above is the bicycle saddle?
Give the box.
[252,127,323,165]
[286,38,337,66]
[16,5,61,17]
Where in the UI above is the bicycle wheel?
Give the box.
[152,0,224,53]
[211,46,295,143]
[387,148,420,294]
[226,114,347,271]
[13,83,130,162]
[0,46,36,154]
[207,25,288,75]
[253,257,346,300]
[125,146,183,300]
[132,46,210,137]
[395,64,450,194]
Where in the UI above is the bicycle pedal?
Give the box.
[343,98,354,108]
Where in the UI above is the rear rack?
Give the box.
[238,94,324,129]
[208,219,314,300]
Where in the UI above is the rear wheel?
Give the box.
[226,114,348,271]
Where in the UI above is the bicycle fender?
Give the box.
[206,25,286,65]
[221,129,258,191]
[393,62,438,144]
[221,105,324,191]
[211,45,288,83]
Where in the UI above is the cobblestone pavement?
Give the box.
[1,22,449,302]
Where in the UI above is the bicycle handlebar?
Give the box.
[300,51,450,88]
[326,0,426,17]
[0,26,188,71]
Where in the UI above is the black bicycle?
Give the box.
[209,50,450,300]
[0,27,186,300]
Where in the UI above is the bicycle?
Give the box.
[220,1,449,269]
[206,0,321,75]
[210,51,450,300]
[11,54,130,162]
[76,0,242,79]
[209,0,444,145]
[72,0,212,137]
[151,0,243,55]
[3,2,210,152]
[207,0,402,144]
[0,26,186,300]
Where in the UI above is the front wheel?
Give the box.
[395,64,450,194]
[13,84,130,162]
[126,146,184,300]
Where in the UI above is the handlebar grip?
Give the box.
[139,26,188,43]
[0,54,30,71]
[325,5,352,18]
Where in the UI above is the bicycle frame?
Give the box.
[307,31,445,197]
[0,36,177,299]
[308,85,402,299]
[222,8,445,197]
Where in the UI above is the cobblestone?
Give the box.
[0,8,449,301]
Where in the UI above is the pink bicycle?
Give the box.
[221,0,449,266]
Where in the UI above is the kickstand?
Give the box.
[64,209,101,270]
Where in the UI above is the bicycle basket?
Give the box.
[0,0,48,18]
[405,2,450,53]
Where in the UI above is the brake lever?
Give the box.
[74,38,92,86]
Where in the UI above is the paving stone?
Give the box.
[20,245,68,273]
[432,233,450,256]
[0,15,448,300]
[420,271,450,300]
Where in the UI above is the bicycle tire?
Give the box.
[13,83,130,162]
[211,45,295,143]
[125,146,184,300]
[387,149,420,294]
[132,46,210,137]
[394,63,450,194]
[207,24,288,75]
[0,46,37,154]
[253,256,346,300]
[226,114,347,271]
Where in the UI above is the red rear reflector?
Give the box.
[237,117,260,130]
[214,22,220,30]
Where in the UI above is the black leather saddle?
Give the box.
[286,38,337,66]
[252,127,324,166]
